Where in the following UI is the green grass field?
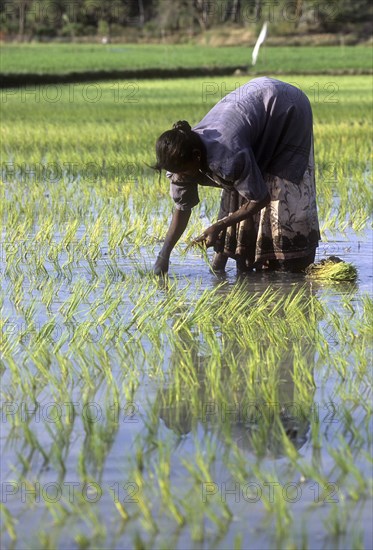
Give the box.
[1,75,372,233]
[1,43,372,74]
[1,68,372,549]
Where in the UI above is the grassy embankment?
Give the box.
[0,43,372,75]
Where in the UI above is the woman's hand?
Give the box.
[194,223,222,248]
[153,254,169,275]
[193,195,271,249]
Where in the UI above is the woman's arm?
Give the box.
[153,208,192,274]
[194,193,271,247]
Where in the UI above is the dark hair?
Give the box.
[153,120,204,173]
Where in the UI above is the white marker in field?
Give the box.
[252,22,268,66]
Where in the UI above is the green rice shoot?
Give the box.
[1,69,372,549]
[305,256,358,281]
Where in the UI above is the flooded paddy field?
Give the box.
[1,76,372,549]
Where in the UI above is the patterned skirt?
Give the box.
[214,141,320,269]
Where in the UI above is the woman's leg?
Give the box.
[235,214,257,272]
[213,191,259,272]
[211,252,228,271]
[266,249,316,272]
[236,257,253,272]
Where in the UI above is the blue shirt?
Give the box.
[168,77,313,210]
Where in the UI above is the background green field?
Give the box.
[1,75,372,235]
[1,47,372,550]
[1,44,372,74]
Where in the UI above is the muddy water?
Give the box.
[1,229,372,549]
[168,227,372,293]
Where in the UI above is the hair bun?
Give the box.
[173,120,191,133]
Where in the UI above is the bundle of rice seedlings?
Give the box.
[183,238,209,256]
[182,238,212,269]
[305,256,357,281]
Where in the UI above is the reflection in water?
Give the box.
[158,347,315,457]
[157,284,319,458]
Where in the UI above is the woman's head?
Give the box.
[154,120,204,175]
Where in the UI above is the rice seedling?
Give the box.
[1,70,371,549]
[305,256,358,281]
[0,504,17,542]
